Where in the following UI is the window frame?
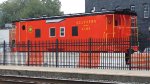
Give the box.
[131,5,135,11]
[60,27,65,37]
[144,4,149,18]
[49,27,56,37]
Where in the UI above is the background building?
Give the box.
[0,29,9,43]
[5,23,12,29]
[85,0,150,38]
[85,0,150,50]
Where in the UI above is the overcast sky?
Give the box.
[0,0,85,14]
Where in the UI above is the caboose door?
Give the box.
[19,23,28,42]
[106,15,114,39]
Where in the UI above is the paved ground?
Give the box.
[0,66,150,83]
[0,66,150,77]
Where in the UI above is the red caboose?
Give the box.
[13,10,138,53]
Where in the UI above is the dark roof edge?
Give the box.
[13,9,137,22]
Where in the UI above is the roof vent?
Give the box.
[91,7,96,13]
[41,15,47,18]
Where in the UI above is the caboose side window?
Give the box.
[115,20,119,26]
[22,25,26,30]
[35,29,41,38]
[115,18,121,26]
[50,28,56,37]
[60,27,65,37]
[72,26,78,36]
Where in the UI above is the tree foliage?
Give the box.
[0,0,62,26]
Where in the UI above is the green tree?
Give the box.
[0,0,63,26]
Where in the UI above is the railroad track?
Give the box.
[0,80,35,84]
[0,75,115,84]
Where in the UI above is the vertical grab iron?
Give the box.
[3,41,6,65]
[129,36,132,70]
[89,38,92,68]
[56,39,59,67]
[27,40,30,66]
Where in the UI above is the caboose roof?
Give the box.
[14,9,137,22]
